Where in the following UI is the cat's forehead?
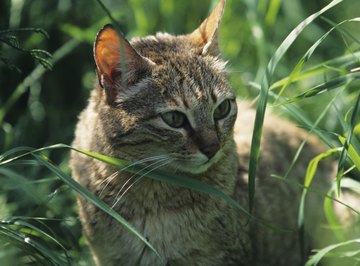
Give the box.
[131,33,195,61]
[131,34,226,70]
[131,34,232,106]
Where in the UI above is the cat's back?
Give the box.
[233,100,334,265]
[234,100,325,171]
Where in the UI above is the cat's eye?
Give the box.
[161,111,187,128]
[214,99,231,120]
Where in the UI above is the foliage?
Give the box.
[0,0,360,265]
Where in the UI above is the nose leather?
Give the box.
[199,140,220,159]
[194,129,220,159]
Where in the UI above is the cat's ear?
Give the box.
[188,0,225,56]
[94,24,153,105]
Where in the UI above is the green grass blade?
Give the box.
[71,147,291,232]
[305,239,360,266]
[71,147,249,215]
[0,144,116,166]
[324,178,360,243]
[72,147,130,169]
[270,51,360,90]
[0,39,79,125]
[271,175,359,215]
[76,147,300,231]
[31,153,159,257]
[338,135,360,171]
[0,146,38,161]
[0,167,44,202]
[275,18,360,101]
[11,219,69,253]
[298,148,340,260]
[0,224,67,265]
[94,0,125,36]
[275,73,360,107]
[282,89,339,179]
[324,185,346,242]
[264,0,282,27]
[304,149,339,188]
[248,0,342,212]
[1,144,293,232]
[2,218,71,264]
[341,178,360,193]
[0,144,70,165]
[337,92,360,192]
[322,16,360,45]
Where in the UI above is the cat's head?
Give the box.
[93,0,237,174]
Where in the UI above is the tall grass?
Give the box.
[0,0,360,265]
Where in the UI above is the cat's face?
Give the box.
[94,0,235,174]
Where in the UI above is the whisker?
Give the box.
[98,155,171,197]
[112,157,169,203]
[99,170,121,197]
[111,158,174,209]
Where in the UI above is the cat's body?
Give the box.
[70,1,345,265]
[72,98,329,266]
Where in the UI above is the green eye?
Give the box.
[161,111,187,128]
[214,99,231,120]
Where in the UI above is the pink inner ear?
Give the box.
[93,24,154,105]
[99,44,121,76]
[94,26,121,82]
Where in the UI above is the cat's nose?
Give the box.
[193,128,221,159]
[199,140,220,159]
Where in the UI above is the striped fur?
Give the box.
[70,1,353,265]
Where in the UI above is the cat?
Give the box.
[70,0,357,265]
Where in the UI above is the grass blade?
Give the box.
[270,51,360,90]
[1,218,71,264]
[336,92,360,195]
[94,0,125,36]
[70,147,292,231]
[305,238,360,266]
[31,153,159,257]
[324,185,346,242]
[1,144,294,232]
[0,224,67,265]
[297,148,340,259]
[0,39,80,125]
[248,0,343,212]
[282,89,339,179]
[322,177,360,244]
[271,175,359,215]
[338,135,360,171]
[275,17,360,101]
[275,73,360,107]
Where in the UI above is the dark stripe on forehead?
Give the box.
[159,56,222,108]
[181,94,190,108]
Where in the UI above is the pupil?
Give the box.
[214,100,230,120]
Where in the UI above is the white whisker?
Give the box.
[111,157,170,202]
[112,158,169,202]
[99,155,171,197]
[111,158,174,209]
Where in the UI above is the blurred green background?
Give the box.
[0,0,360,265]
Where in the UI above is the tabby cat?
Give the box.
[70,1,350,265]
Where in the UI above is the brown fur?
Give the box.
[70,1,357,265]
